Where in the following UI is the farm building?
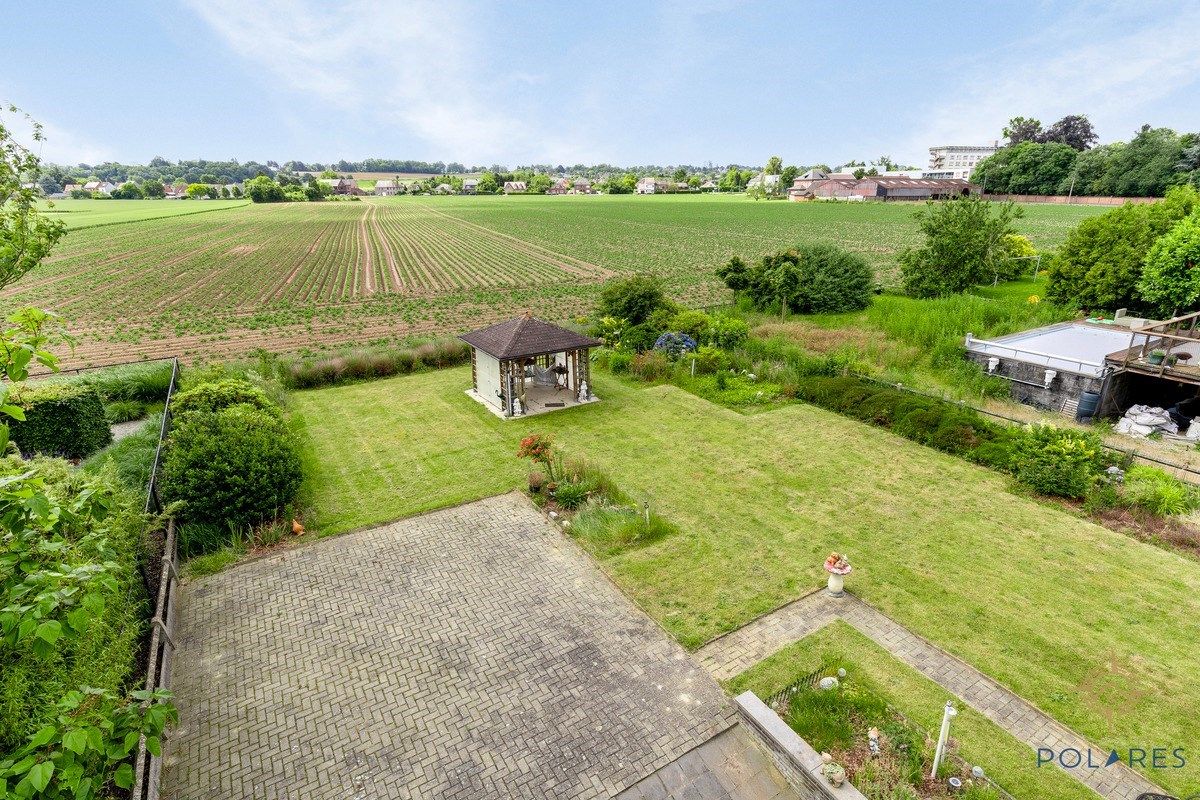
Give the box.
[547,178,571,195]
[503,181,527,194]
[434,183,453,194]
[853,177,977,200]
[460,314,601,418]
[462,178,479,194]
[789,177,858,200]
[374,180,399,196]
[965,312,1200,425]
[699,179,718,191]
[572,178,593,193]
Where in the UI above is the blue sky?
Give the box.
[5,1,1200,169]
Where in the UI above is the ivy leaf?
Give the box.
[62,729,87,755]
[27,760,54,792]
[112,762,133,790]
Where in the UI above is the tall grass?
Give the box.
[48,360,175,403]
[866,292,1071,352]
[278,338,471,390]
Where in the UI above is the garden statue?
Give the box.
[824,551,852,596]
[820,753,846,787]
[578,380,589,402]
[868,727,881,756]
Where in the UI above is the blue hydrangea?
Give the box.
[653,332,698,358]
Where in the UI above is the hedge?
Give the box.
[8,383,112,459]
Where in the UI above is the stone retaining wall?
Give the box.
[965,351,1104,413]
[734,692,867,800]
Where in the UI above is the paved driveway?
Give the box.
[162,494,792,799]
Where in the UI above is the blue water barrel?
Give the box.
[1077,391,1101,420]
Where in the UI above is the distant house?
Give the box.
[698,180,718,191]
[503,181,527,194]
[375,180,399,196]
[635,177,671,194]
[20,182,43,195]
[408,181,425,194]
[435,183,453,194]
[462,178,479,194]
[572,178,592,194]
[82,180,116,196]
[63,183,81,194]
[745,173,781,192]
[789,176,977,202]
[547,178,571,195]
[163,182,188,199]
[321,177,361,195]
[223,183,242,196]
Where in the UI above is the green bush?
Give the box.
[620,323,660,353]
[596,273,673,325]
[1138,212,1200,317]
[690,345,730,374]
[708,315,750,349]
[1011,424,1106,499]
[1047,187,1196,311]
[162,404,303,534]
[8,383,112,458]
[609,350,633,374]
[1122,466,1200,515]
[900,196,1023,298]
[669,310,711,340]
[721,243,873,314]
[171,378,277,419]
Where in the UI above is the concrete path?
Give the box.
[695,591,1162,800]
[162,494,795,799]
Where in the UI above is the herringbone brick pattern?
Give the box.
[695,591,1162,800]
[161,494,737,799]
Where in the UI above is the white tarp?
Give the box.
[1115,404,1179,437]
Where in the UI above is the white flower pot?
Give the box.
[827,572,845,596]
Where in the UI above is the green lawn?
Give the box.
[726,622,1096,800]
[292,367,1200,796]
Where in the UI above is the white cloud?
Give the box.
[182,0,588,164]
[908,3,1200,159]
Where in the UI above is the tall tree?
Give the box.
[764,155,783,175]
[1003,116,1043,145]
[1041,114,1098,151]
[1101,126,1184,197]
[0,105,67,291]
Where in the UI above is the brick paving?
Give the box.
[162,494,795,799]
[695,590,1163,800]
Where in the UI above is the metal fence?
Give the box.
[765,660,832,713]
[131,358,181,800]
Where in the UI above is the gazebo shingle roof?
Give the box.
[460,315,601,360]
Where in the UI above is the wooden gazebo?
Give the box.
[459,314,601,417]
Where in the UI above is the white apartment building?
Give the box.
[924,144,999,180]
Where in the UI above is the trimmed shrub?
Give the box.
[690,345,730,375]
[1011,424,1106,499]
[8,383,112,458]
[171,378,277,419]
[162,404,303,533]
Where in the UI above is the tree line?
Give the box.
[974,115,1200,197]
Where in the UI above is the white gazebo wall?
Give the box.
[474,350,503,411]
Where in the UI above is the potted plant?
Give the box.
[1166,354,1179,367]
[1148,349,1166,365]
[824,552,852,596]
[820,753,846,787]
